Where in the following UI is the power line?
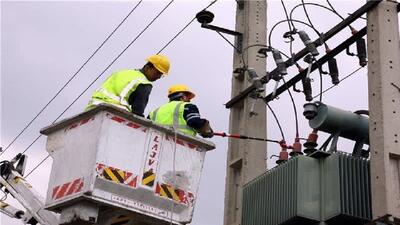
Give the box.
[301,0,317,31]
[326,0,345,20]
[23,0,220,178]
[20,0,175,176]
[267,103,285,141]
[313,66,363,99]
[157,0,218,54]
[281,78,299,138]
[0,0,143,157]
[290,2,345,22]
[24,154,50,178]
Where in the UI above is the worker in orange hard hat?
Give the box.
[148,84,214,138]
[86,55,170,116]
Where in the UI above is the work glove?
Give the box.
[197,120,214,138]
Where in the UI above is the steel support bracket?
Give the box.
[201,24,243,53]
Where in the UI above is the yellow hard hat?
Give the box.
[168,84,195,100]
[146,54,170,74]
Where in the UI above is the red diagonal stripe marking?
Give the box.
[65,178,81,196]
[125,171,132,178]
[155,183,161,194]
[76,179,84,192]
[68,124,78,130]
[126,122,140,129]
[55,182,70,200]
[52,186,60,199]
[79,117,92,125]
[176,139,184,146]
[188,143,196,149]
[111,116,125,123]
[126,176,137,187]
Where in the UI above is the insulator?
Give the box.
[328,58,339,85]
[302,77,313,101]
[356,38,367,67]
[304,130,318,154]
[272,49,287,75]
[290,139,303,156]
[298,30,319,56]
[276,149,289,164]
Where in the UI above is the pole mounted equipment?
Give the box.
[196,10,243,53]
[225,0,384,109]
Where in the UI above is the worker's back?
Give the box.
[149,100,196,136]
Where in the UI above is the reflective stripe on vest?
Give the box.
[86,70,151,112]
[149,101,196,136]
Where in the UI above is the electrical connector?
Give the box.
[356,38,367,67]
[272,49,287,75]
[328,58,339,85]
[298,30,319,56]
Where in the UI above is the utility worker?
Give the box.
[148,84,214,138]
[86,55,170,117]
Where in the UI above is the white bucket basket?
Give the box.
[40,105,215,225]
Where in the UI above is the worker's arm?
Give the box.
[128,84,152,117]
[183,104,213,138]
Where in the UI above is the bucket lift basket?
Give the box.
[40,105,215,225]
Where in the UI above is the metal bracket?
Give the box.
[201,23,243,53]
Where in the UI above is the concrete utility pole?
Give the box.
[223,1,267,225]
[367,0,400,221]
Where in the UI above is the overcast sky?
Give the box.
[1,1,386,225]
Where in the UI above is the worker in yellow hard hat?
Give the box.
[148,84,214,138]
[86,55,170,116]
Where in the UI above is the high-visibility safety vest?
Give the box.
[149,101,197,137]
[86,70,151,111]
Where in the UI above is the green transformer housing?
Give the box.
[242,153,371,225]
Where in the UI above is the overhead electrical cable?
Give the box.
[24,0,219,184]
[14,0,175,161]
[313,66,363,99]
[289,2,355,31]
[280,0,293,33]
[267,103,286,141]
[290,2,345,23]
[281,78,299,138]
[301,0,317,32]
[233,42,299,139]
[280,0,296,63]
[268,19,323,48]
[24,154,50,178]
[22,0,222,178]
[326,0,345,20]
[0,0,144,157]
[279,1,300,138]
[318,68,323,102]
[157,0,218,54]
